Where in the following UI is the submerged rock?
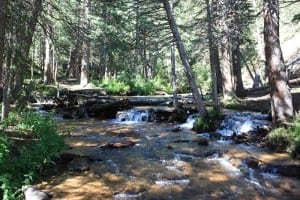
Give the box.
[197,137,209,146]
[67,157,90,171]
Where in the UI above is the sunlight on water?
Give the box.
[115,109,154,123]
[38,118,300,199]
[206,156,241,176]
[155,179,190,186]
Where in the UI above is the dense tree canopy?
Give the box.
[0,0,299,124]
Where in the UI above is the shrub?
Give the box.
[267,128,290,152]
[267,115,300,158]
[0,111,66,200]
[98,78,130,95]
[287,117,300,158]
[192,109,223,133]
[193,117,213,133]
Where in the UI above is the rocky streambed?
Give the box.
[35,111,300,200]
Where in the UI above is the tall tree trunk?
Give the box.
[12,0,44,102]
[232,35,245,97]
[210,0,222,94]
[231,1,245,97]
[0,0,7,85]
[99,6,107,80]
[43,31,55,85]
[80,0,90,86]
[220,2,235,100]
[134,0,141,75]
[171,41,179,109]
[2,36,12,120]
[206,0,220,112]
[263,0,294,126]
[163,0,207,118]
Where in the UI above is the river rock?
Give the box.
[67,157,90,171]
[197,137,209,146]
[274,164,300,178]
[244,157,260,169]
[22,185,52,200]
[168,107,188,123]
[204,148,223,157]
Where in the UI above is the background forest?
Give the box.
[0,0,300,199]
[0,0,299,107]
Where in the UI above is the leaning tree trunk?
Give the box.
[264,0,294,126]
[163,0,208,118]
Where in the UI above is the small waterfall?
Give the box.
[115,108,155,123]
[179,114,198,130]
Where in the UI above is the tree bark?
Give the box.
[206,0,220,112]
[43,30,55,85]
[220,1,235,100]
[99,6,107,80]
[232,35,245,97]
[0,0,7,85]
[134,0,141,75]
[163,0,208,118]
[80,0,90,86]
[171,41,179,109]
[2,35,12,120]
[11,0,44,102]
[231,1,245,97]
[263,0,294,126]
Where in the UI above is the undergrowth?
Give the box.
[0,111,66,200]
[95,74,172,95]
[193,109,223,133]
[267,114,300,159]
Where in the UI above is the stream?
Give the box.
[37,109,300,200]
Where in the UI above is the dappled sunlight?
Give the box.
[257,152,300,165]
[37,119,300,199]
[41,172,113,200]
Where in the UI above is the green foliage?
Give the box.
[193,108,222,133]
[0,133,9,166]
[0,111,65,200]
[267,115,300,159]
[287,116,300,159]
[194,63,211,93]
[222,98,241,109]
[97,78,130,95]
[193,117,213,133]
[97,74,169,96]
[267,128,290,152]
[130,75,155,95]
[34,83,57,98]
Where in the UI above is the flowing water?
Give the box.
[37,113,300,200]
